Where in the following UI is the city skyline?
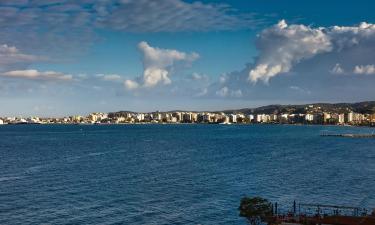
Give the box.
[1,0,375,116]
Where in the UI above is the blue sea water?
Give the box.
[0,124,374,224]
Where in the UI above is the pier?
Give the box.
[320,131,375,138]
[239,197,375,225]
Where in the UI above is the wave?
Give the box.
[0,176,24,182]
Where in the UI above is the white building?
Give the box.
[256,114,270,123]
[305,114,314,122]
[323,113,331,122]
[230,114,237,123]
[346,112,353,123]
[136,113,145,121]
[203,114,211,122]
[0,119,3,125]
[338,114,345,124]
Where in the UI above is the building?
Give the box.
[230,114,237,123]
[136,113,145,121]
[256,114,270,123]
[323,113,331,123]
[305,114,314,122]
[182,113,192,122]
[338,114,345,124]
[369,113,375,122]
[346,112,354,123]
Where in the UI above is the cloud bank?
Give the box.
[0,44,41,70]
[249,20,375,83]
[95,0,263,32]
[0,0,264,57]
[1,69,73,81]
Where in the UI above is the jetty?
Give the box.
[274,202,375,225]
[239,197,375,225]
[320,131,375,138]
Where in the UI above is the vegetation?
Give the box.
[223,101,375,115]
[239,197,273,225]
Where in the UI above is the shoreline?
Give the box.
[1,122,374,128]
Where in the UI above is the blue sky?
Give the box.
[0,0,375,116]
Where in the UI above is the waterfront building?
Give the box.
[230,114,237,123]
[305,114,314,122]
[369,113,375,122]
[338,114,345,124]
[313,113,324,124]
[191,113,198,122]
[202,114,211,123]
[88,113,98,122]
[346,112,354,123]
[0,119,3,125]
[323,113,331,123]
[256,114,263,123]
[183,113,192,123]
[116,117,126,123]
[173,112,182,122]
[136,113,145,121]
[270,114,278,121]
[223,116,230,124]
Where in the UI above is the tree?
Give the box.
[239,197,273,225]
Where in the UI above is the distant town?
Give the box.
[1,101,375,126]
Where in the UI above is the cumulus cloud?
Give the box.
[124,41,199,90]
[123,79,139,90]
[249,20,375,83]
[195,87,208,97]
[1,69,73,81]
[249,20,332,83]
[215,86,242,98]
[353,65,375,75]
[330,63,345,74]
[191,72,209,81]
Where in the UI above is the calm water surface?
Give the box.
[0,124,374,224]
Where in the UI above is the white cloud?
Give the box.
[249,20,332,83]
[216,86,229,97]
[289,86,311,95]
[353,65,375,75]
[191,72,209,81]
[0,44,40,69]
[219,74,228,84]
[123,79,139,90]
[1,69,73,81]
[97,74,123,82]
[231,89,243,98]
[249,20,375,83]
[215,86,242,98]
[124,41,199,90]
[330,63,345,74]
[195,87,208,97]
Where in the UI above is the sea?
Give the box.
[0,124,374,224]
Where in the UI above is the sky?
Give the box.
[0,0,375,116]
